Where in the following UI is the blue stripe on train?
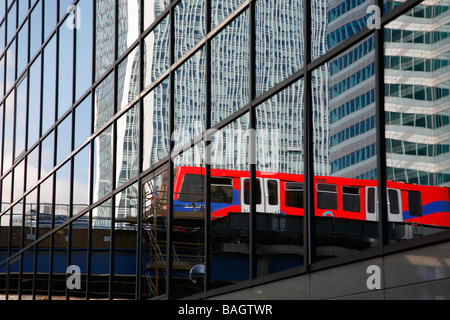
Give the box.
[403,201,450,220]
[174,189,240,212]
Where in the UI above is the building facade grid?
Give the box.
[0,0,448,300]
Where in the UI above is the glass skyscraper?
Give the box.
[0,0,449,301]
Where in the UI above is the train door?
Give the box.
[387,188,402,222]
[241,178,280,214]
[264,179,280,214]
[365,187,378,221]
[365,187,403,222]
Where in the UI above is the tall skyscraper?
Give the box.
[384,1,450,187]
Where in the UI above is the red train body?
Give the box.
[172,167,450,227]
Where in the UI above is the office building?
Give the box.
[0,0,449,301]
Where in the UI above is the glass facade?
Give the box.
[0,0,449,300]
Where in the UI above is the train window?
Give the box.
[179,174,204,203]
[367,188,376,213]
[388,189,400,214]
[243,179,262,205]
[285,182,304,208]
[268,180,278,205]
[342,186,360,212]
[408,191,423,216]
[211,177,233,204]
[317,184,338,210]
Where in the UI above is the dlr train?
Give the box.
[172,166,450,227]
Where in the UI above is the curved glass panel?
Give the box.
[313,35,379,262]
[256,78,305,276]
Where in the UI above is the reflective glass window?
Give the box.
[144,14,170,88]
[142,78,169,171]
[15,75,27,158]
[56,114,72,164]
[75,0,93,100]
[58,16,74,118]
[3,91,14,174]
[40,131,55,177]
[256,0,304,96]
[116,103,139,188]
[74,94,92,149]
[42,36,56,134]
[118,0,140,58]
[93,125,113,203]
[17,20,28,77]
[30,0,42,58]
[385,1,450,242]
[95,0,115,80]
[174,0,205,60]
[28,55,41,149]
[211,9,249,125]
[94,71,114,131]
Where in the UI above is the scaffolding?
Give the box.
[142,179,205,299]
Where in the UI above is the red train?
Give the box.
[172,166,450,227]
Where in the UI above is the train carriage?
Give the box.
[172,166,450,227]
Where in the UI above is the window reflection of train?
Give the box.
[172,166,450,227]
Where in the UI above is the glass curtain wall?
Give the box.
[0,0,449,301]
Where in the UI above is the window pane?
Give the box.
[26,147,39,191]
[40,131,55,177]
[56,115,72,164]
[75,0,93,100]
[3,91,14,174]
[113,182,138,299]
[174,47,205,151]
[143,0,168,31]
[55,161,71,219]
[144,14,170,88]
[16,76,27,157]
[141,170,168,299]
[142,78,169,171]
[118,0,140,58]
[95,0,115,80]
[6,39,16,92]
[94,71,114,131]
[93,125,113,203]
[17,20,28,77]
[42,36,57,134]
[28,56,41,149]
[211,10,249,126]
[174,0,205,60]
[314,35,379,263]
[58,17,74,118]
[317,184,338,210]
[44,0,57,41]
[385,0,450,242]
[211,178,233,204]
[30,1,42,58]
[208,115,250,292]
[172,144,206,299]
[116,103,139,188]
[255,75,304,281]
[91,200,112,299]
[342,186,360,213]
[256,0,304,96]
[117,46,140,111]
[74,94,92,149]
[73,146,90,213]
